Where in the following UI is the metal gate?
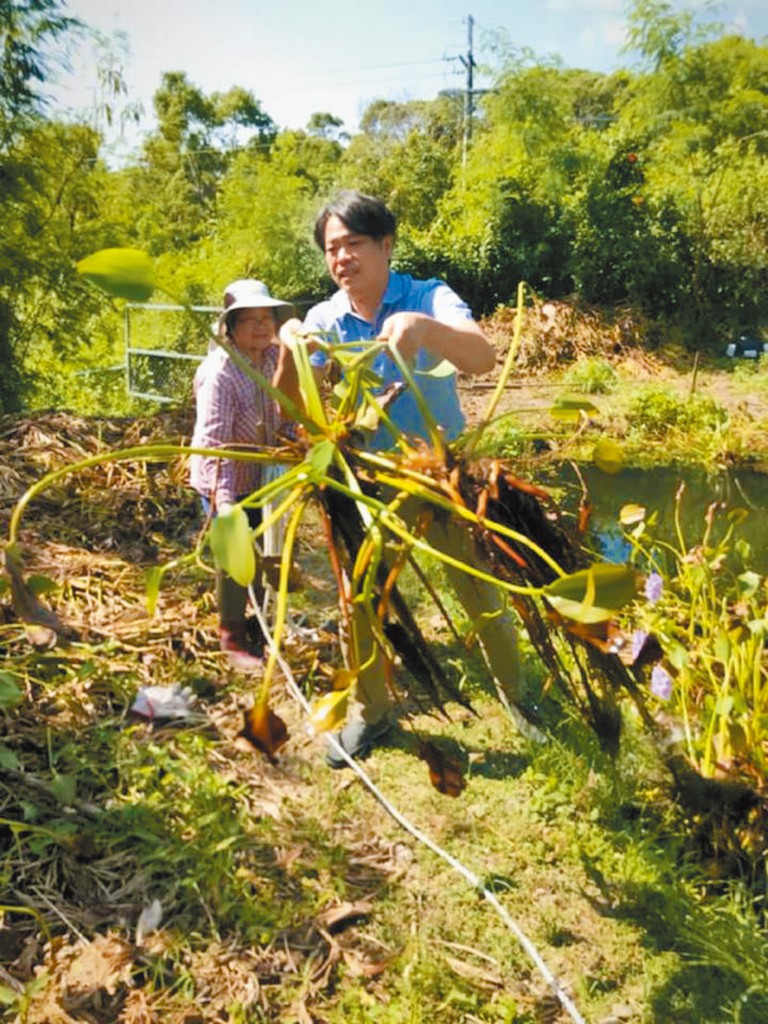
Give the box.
[124,302,219,403]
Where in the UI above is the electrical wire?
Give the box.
[247,580,587,1024]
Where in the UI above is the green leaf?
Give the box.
[715,631,731,664]
[0,744,20,772]
[619,503,646,526]
[145,566,163,616]
[307,439,335,480]
[51,773,77,805]
[738,571,761,597]
[76,248,156,302]
[209,505,255,586]
[0,672,21,708]
[352,401,380,432]
[415,359,456,378]
[543,563,641,623]
[26,574,59,596]
[593,440,624,475]
[308,688,351,734]
[667,639,689,670]
[549,395,600,422]
[0,985,18,1007]
[332,380,349,401]
[735,538,752,562]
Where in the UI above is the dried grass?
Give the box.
[481,295,664,374]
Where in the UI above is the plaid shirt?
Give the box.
[189,344,285,508]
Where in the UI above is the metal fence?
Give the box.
[124,302,219,403]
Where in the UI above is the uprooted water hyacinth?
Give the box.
[2,255,664,796]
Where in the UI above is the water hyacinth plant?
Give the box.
[7,247,761,827]
[617,487,768,868]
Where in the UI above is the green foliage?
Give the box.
[622,494,768,786]
[0,0,78,130]
[125,71,277,254]
[5,0,768,405]
[210,131,335,300]
[0,117,119,411]
[340,96,462,233]
[563,357,618,394]
[76,248,156,301]
[627,385,728,439]
[209,503,256,586]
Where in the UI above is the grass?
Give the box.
[474,356,767,473]
[5,621,768,1021]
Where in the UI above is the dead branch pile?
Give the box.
[481,296,664,374]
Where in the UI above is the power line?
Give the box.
[292,57,449,81]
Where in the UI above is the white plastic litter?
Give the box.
[135,899,163,945]
[130,684,197,721]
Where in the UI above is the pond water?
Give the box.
[547,464,768,574]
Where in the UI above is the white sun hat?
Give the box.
[219,279,294,327]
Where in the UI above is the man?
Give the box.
[283,191,526,765]
[304,190,496,449]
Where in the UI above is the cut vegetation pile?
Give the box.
[481,298,665,376]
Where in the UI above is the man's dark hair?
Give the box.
[313,190,397,250]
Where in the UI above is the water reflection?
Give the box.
[547,465,768,573]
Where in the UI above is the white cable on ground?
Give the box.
[247,586,587,1024]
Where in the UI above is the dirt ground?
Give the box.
[474,296,768,419]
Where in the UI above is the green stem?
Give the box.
[6,444,300,545]
[463,280,527,460]
[259,497,308,700]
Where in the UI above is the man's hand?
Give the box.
[279,317,320,354]
[379,312,496,376]
[379,311,429,362]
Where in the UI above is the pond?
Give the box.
[548,464,768,575]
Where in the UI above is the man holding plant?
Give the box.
[281,191,530,766]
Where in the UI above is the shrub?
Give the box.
[563,357,618,394]
[627,386,728,439]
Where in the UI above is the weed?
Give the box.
[627,386,728,440]
[562,357,618,395]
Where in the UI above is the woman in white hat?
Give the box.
[189,279,299,670]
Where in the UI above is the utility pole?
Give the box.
[459,14,476,167]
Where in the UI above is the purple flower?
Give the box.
[650,665,673,701]
[631,630,649,662]
[645,571,663,604]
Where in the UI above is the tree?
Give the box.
[616,27,768,331]
[209,127,341,301]
[306,111,347,143]
[341,96,463,233]
[0,0,77,133]
[420,64,596,310]
[126,72,277,253]
[0,0,84,410]
[623,0,700,70]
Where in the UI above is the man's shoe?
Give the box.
[325,716,390,769]
[220,623,264,672]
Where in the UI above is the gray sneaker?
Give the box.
[325,716,391,769]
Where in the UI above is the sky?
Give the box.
[48,0,768,160]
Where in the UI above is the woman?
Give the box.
[189,279,299,670]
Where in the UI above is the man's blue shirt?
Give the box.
[304,271,472,449]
